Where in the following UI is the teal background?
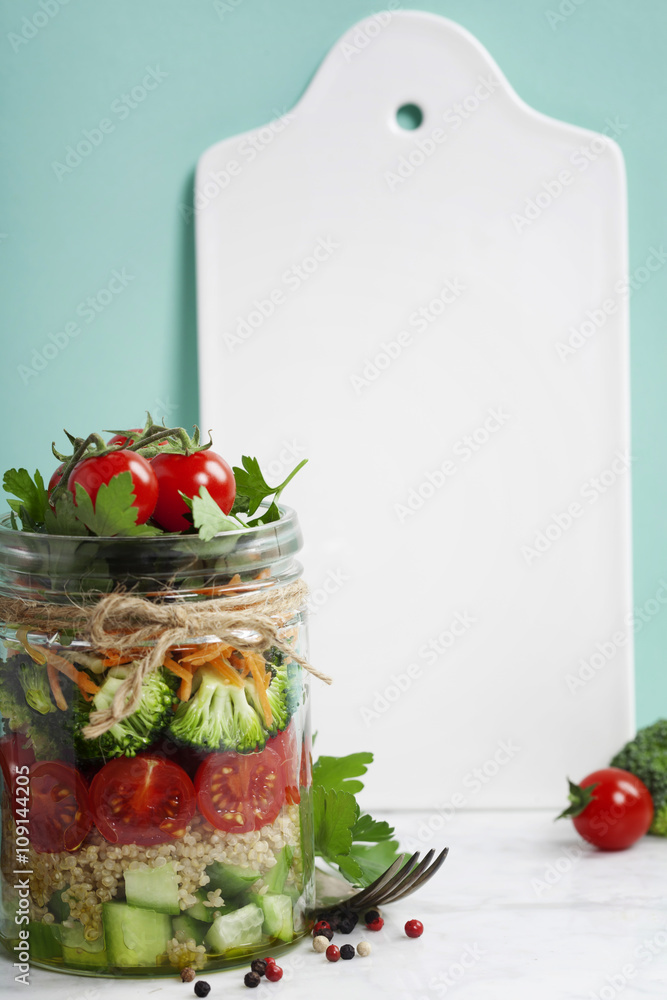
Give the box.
[0,0,665,726]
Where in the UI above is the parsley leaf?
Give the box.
[311,752,374,795]
[191,486,241,541]
[312,752,402,887]
[43,492,88,536]
[313,786,359,870]
[3,468,49,528]
[343,840,401,887]
[231,456,308,522]
[73,474,162,537]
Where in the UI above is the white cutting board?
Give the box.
[196,11,633,809]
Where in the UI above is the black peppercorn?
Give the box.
[340,944,355,960]
[364,909,380,924]
[244,971,261,988]
[250,959,268,976]
[194,982,211,997]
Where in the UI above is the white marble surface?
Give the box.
[3,810,665,999]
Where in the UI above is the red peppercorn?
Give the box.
[366,916,384,931]
[265,964,283,982]
[263,957,276,966]
[405,919,424,938]
[313,920,331,937]
[326,944,341,962]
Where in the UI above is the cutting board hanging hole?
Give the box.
[396,102,423,130]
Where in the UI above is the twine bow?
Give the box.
[0,580,331,739]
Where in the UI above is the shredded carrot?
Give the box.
[228,573,242,587]
[162,654,193,683]
[245,652,272,726]
[177,673,193,702]
[208,655,245,688]
[179,642,232,667]
[46,661,68,710]
[101,651,137,667]
[43,649,100,698]
[16,627,47,665]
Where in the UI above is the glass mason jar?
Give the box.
[0,507,314,977]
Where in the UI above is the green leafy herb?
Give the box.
[73,474,162,537]
[3,468,49,528]
[191,486,242,542]
[43,492,88,536]
[312,751,400,888]
[232,456,308,521]
[312,752,374,795]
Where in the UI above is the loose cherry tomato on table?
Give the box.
[558,767,653,851]
[29,761,92,853]
[89,754,196,845]
[68,450,159,524]
[195,745,284,833]
[151,451,236,532]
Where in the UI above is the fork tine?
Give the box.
[366,849,437,906]
[346,851,420,910]
[382,847,449,904]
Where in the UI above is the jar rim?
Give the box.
[0,504,303,601]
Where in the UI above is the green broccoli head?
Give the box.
[611,719,667,836]
[245,676,289,736]
[0,655,63,757]
[265,648,303,719]
[169,666,266,753]
[72,664,176,761]
[17,661,56,715]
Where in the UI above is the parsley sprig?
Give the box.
[312,752,401,887]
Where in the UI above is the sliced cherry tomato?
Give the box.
[29,761,92,853]
[195,746,284,833]
[269,725,301,806]
[151,451,236,532]
[107,429,143,447]
[68,450,159,524]
[90,754,195,845]
[0,734,36,818]
[559,767,654,851]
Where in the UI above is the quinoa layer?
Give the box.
[1,803,302,948]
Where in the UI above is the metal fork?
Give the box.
[315,847,449,913]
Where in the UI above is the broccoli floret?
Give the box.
[244,676,289,736]
[72,664,175,760]
[169,666,266,753]
[17,661,56,715]
[0,655,62,757]
[265,647,303,719]
[611,720,667,836]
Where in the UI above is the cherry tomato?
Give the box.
[0,734,35,818]
[268,725,301,806]
[195,746,284,833]
[151,451,236,532]
[29,761,93,853]
[68,450,158,524]
[107,429,142,447]
[48,464,65,495]
[561,767,653,851]
[90,754,195,845]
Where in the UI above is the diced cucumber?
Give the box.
[257,894,293,942]
[204,903,263,955]
[28,921,62,961]
[172,914,208,947]
[124,863,180,915]
[60,923,107,968]
[264,846,294,895]
[185,890,229,923]
[205,862,261,899]
[47,889,70,922]
[102,902,171,967]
